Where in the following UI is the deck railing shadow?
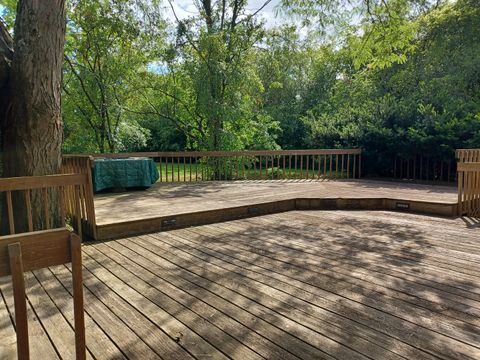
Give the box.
[102,211,480,359]
[2,209,478,358]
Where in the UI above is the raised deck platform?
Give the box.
[93,179,458,240]
[1,211,479,359]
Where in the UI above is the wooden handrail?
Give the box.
[0,174,86,191]
[67,149,362,158]
[0,173,93,240]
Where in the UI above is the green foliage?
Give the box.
[62,0,166,153]
[301,0,480,175]
[5,0,479,172]
[0,0,16,30]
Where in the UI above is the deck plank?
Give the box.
[0,276,60,360]
[32,267,126,360]
[195,222,480,325]
[131,234,438,360]
[94,180,458,225]
[117,236,412,360]
[82,247,250,360]
[97,241,337,360]
[0,282,17,359]
[51,264,159,359]
[173,225,480,342]
[140,230,479,360]
[0,210,479,360]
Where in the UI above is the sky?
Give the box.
[166,0,284,28]
[1,1,285,28]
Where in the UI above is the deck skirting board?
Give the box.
[94,197,457,240]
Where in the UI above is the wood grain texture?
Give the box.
[1,211,478,360]
[8,243,29,360]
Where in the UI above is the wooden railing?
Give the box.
[0,173,95,239]
[391,155,455,183]
[69,149,362,182]
[456,149,480,217]
[62,156,97,238]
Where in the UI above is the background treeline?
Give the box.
[1,0,479,177]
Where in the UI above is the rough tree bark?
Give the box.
[1,1,67,233]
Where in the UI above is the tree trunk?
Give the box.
[1,1,67,233]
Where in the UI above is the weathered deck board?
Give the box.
[94,180,457,225]
[0,210,479,359]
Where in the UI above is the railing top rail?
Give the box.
[0,174,88,192]
[65,149,362,159]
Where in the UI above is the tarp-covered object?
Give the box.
[93,158,159,192]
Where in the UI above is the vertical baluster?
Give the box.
[259,156,262,180]
[177,157,181,181]
[195,157,198,181]
[317,155,321,179]
[74,185,83,240]
[189,157,192,182]
[235,157,238,180]
[272,155,275,180]
[282,155,286,179]
[164,157,167,182]
[312,155,315,179]
[329,155,333,179]
[335,154,339,178]
[158,157,163,182]
[59,186,66,227]
[300,155,303,179]
[353,155,356,179]
[347,154,350,179]
[265,156,268,179]
[458,169,463,215]
[341,154,345,178]
[289,155,292,179]
[183,156,186,182]
[294,155,298,179]
[241,157,245,179]
[6,190,15,234]
[251,157,254,179]
[224,156,228,180]
[43,187,50,229]
[305,155,309,179]
[78,183,87,226]
[25,189,34,231]
[323,155,327,178]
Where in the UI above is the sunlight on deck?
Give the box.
[1,210,479,359]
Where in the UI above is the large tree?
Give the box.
[1,1,67,232]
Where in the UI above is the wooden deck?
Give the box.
[1,210,479,359]
[93,179,458,239]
